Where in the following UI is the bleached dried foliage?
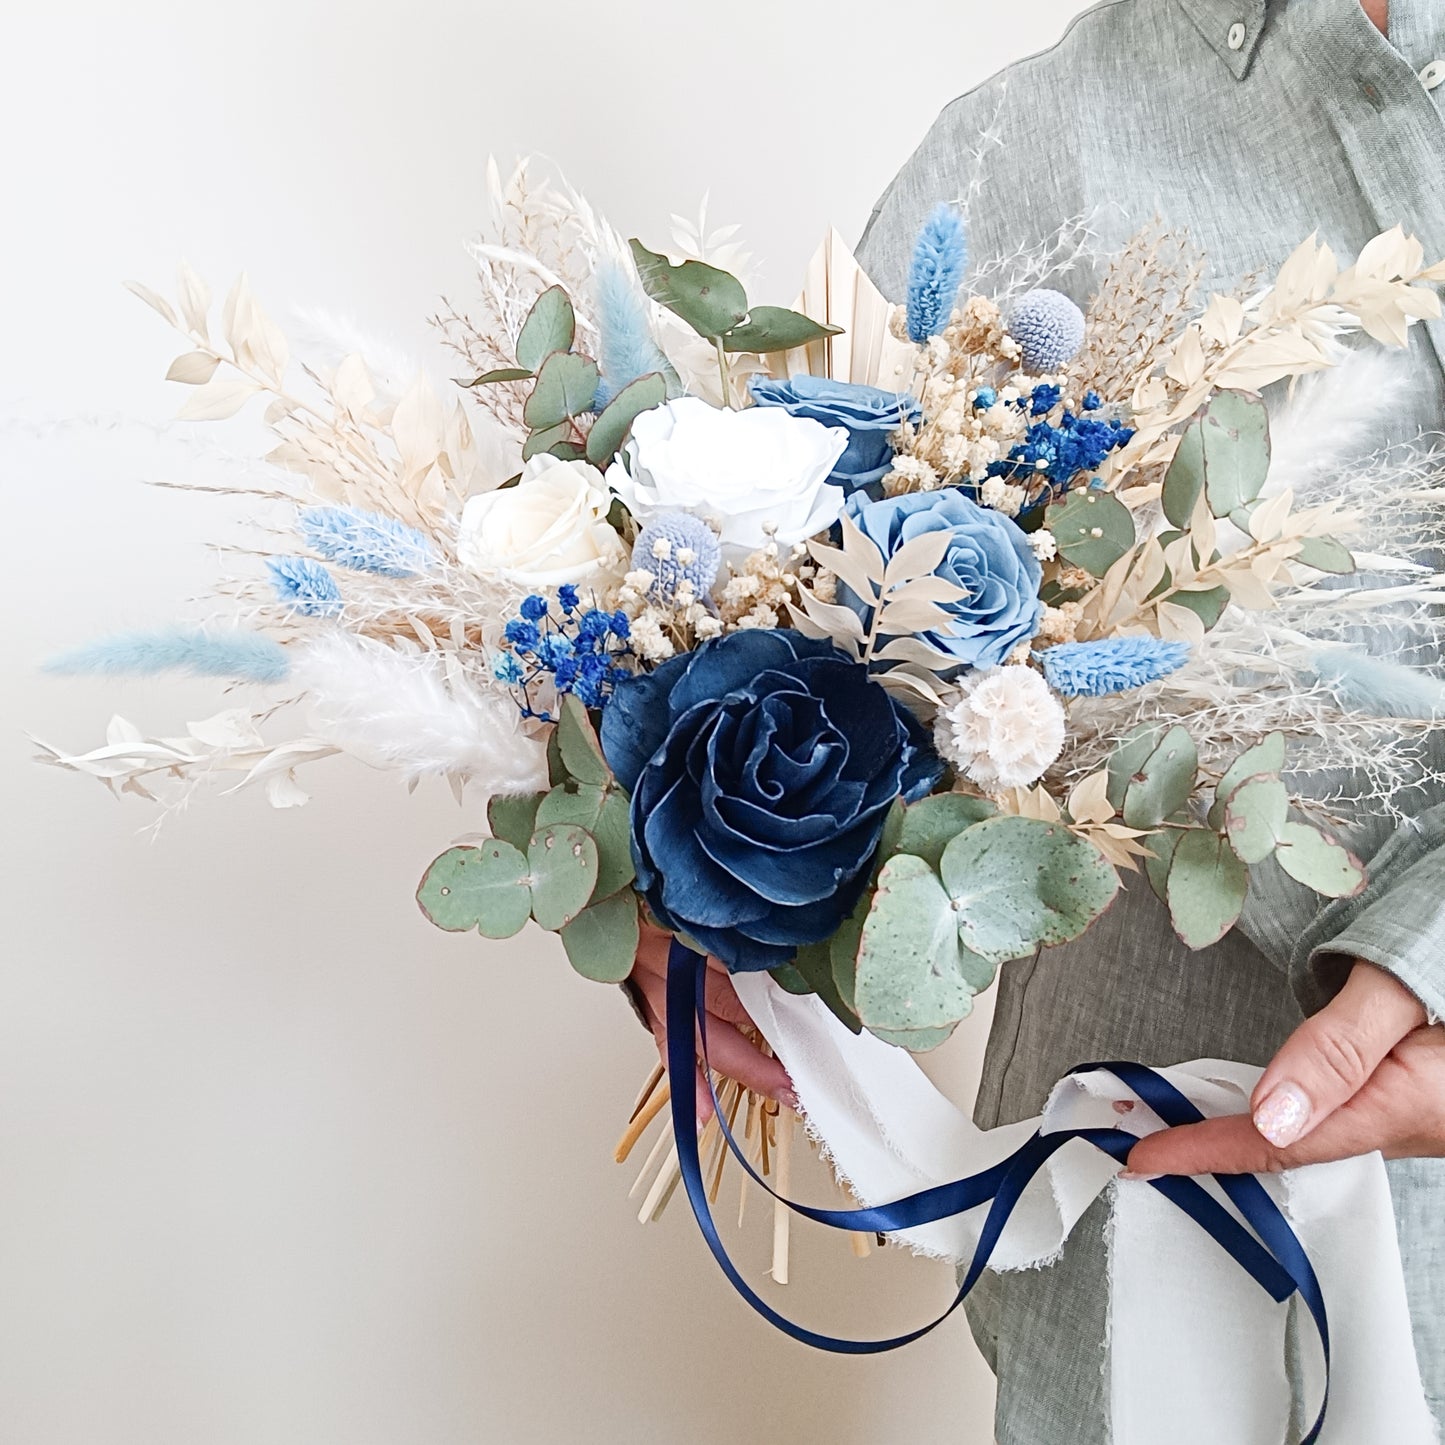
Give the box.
[128,264,498,533]
[41,263,548,816]
[792,512,966,711]
[33,709,339,816]
[1115,227,1445,480]
[1056,488,1445,822]
[1069,220,1204,403]
[970,212,1107,308]
[670,194,757,291]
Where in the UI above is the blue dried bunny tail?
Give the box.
[1309,648,1445,719]
[297,505,435,577]
[906,204,969,344]
[267,556,343,617]
[45,627,289,683]
[1040,637,1191,697]
[593,259,674,407]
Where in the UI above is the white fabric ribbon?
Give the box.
[732,974,1438,1444]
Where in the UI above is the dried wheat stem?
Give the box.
[771,1110,793,1285]
[614,1080,670,1164]
[628,1121,675,1201]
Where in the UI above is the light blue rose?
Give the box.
[749,375,920,498]
[844,490,1044,671]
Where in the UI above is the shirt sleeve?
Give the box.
[1291,802,1445,1023]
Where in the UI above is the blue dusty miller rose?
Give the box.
[599,630,941,972]
[748,375,920,498]
[604,396,848,557]
[843,490,1044,671]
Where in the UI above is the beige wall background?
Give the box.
[3,3,1084,1441]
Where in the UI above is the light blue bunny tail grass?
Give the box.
[592,259,675,408]
[906,204,969,344]
[45,627,290,683]
[1041,637,1192,697]
[1009,289,1086,374]
[268,556,343,617]
[1309,648,1445,719]
[296,505,435,577]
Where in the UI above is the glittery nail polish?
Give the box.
[1253,1082,1311,1148]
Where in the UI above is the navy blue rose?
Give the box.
[844,490,1044,672]
[749,375,920,498]
[600,630,941,972]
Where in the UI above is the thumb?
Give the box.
[1250,962,1425,1149]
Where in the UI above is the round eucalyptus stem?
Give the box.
[714,338,734,409]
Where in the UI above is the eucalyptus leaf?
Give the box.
[416,842,531,939]
[1208,732,1286,828]
[526,824,600,931]
[1201,389,1271,518]
[1274,822,1367,898]
[1122,725,1198,829]
[1050,489,1136,577]
[854,855,981,1033]
[1161,421,1206,529]
[791,940,863,1034]
[556,694,611,787]
[1166,829,1248,948]
[1295,536,1357,574]
[721,306,842,354]
[1224,775,1289,865]
[546,727,568,788]
[830,891,869,1014]
[1170,583,1231,631]
[1144,826,1182,904]
[523,351,600,432]
[487,792,545,853]
[939,817,1120,964]
[522,421,573,462]
[1106,723,1167,811]
[889,793,998,870]
[868,1024,960,1053]
[515,285,576,373]
[585,372,668,467]
[535,782,634,900]
[629,238,749,340]
[560,890,639,983]
[460,367,534,387]
[770,962,813,995]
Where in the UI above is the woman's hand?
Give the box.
[628,922,795,1125]
[1126,962,1445,1177]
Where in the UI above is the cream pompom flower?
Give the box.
[935,665,1066,791]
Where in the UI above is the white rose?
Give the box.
[605,396,849,557]
[935,666,1066,791]
[456,454,627,587]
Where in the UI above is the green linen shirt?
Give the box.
[856,0,1445,1438]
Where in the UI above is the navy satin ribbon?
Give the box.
[665,941,1330,1444]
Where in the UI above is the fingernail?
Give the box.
[778,1088,799,1113]
[1118,1170,1162,1183]
[1253,1082,1311,1148]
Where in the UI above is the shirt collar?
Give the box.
[1176,0,1269,78]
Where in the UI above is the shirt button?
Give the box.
[1227,21,1247,50]
[1421,59,1445,91]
